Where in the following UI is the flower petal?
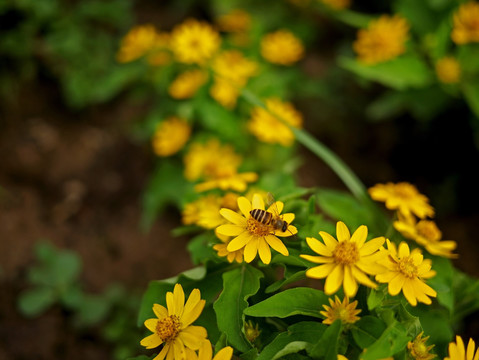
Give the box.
[305,263,335,279]
[267,201,283,214]
[281,213,295,224]
[216,224,245,236]
[359,237,385,256]
[398,242,410,258]
[182,290,204,327]
[214,346,234,360]
[319,231,338,250]
[388,273,405,296]
[237,196,252,218]
[350,225,367,246]
[306,237,333,256]
[178,325,207,350]
[219,208,246,225]
[343,266,358,297]
[324,264,344,295]
[140,333,163,349]
[300,254,333,264]
[402,279,418,306]
[265,235,288,256]
[144,318,158,332]
[351,266,377,289]
[154,343,170,360]
[227,232,253,251]
[153,304,168,320]
[173,284,185,317]
[252,193,265,210]
[244,237,259,263]
[258,238,272,264]
[336,221,350,242]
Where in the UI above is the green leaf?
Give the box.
[351,316,387,349]
[257,322,327,360]
[367,286,385,310]
[307,320,342,360]
[244,287,327,319]
[452,269,479,323]
[187,233,217,265]
[339,55,434,90]
[428,256,454,312]
[73,293,111,327]
[213,265,263,352]
[265,270,307,294]
[463,81,479,119]
[359,321,410,360]
[17,286,57,317]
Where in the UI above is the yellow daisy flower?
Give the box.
[182,194,236,229]
[213,229,245,263]
[209,80,240,109]
[117,24,160,63]
[248,97,303,146]
[445,336,479,360]
[152,117,191,157]
[216,9,251,33]
[141,283,207,360]
[300,221,385,297]
[319,0,351,10]
[198,339,233,360]
[194,172,258,193]
[353,15,409,65]
[393,213,458,258]
[376,240,437,306]
[451,2,479,45]
[169,69,209,99]
[320,296,361,325]
[368,182,435,219]
[216,193,297,264]
[435,57,461,84]
[407,332,436,360]
[260,29,305,65]
[170,19,221,65]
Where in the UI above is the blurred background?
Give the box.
[1,0,479,359]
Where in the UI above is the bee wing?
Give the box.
[266,192,282,217]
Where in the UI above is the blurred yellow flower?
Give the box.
[394,214,457,258]
[435,57,461,84]
[182,193,238,229]
[368,182,435,219]
[407,332,436,360]
[170,19,221,64]
[195,172,258,193]
[376,240,437,306]
[248,98,303,146]
[117,24,161,63]
[216,9,251,33]
[353,15,409,65]
[301,221,385,297]
[140,284,207,359]
[169,69,209,99]
[213,229,244,263]
[198,339,233,360]
[320,296,361,325]
[319,0,351,10]
[451,2,479,45]
[209,80,240,109]
[216,193,297,264]
[261,29,305,65]
[152,117,191,157]
[146,32,171,66]
[445,336,479,360]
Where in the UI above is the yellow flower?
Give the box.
[260,29,305,65]
[169,69,208,99]
[376,240,437,306]
[182,194,238,229]
[198,339,233,360]
[435,57,461,84]
[394,214,458,259]
[117,24,161,63]
[141,284,207,360]
[301,221,385,297]
[147,32,171,66]
[244,320,261,343]
[248,97,303,146]
[319,0,351,10]
[445,336,479,360]
[195,172,258,193]
[320,296,361,325]
[353,15,409,65]
[152,117,191,157]
[170,19,221,64]
[368,182,435,219]
[407,332,436,360]
[216,193,297,264]
[216,9,251,33]
[451,2,479,45]
[213,229,245,263]
[209,80,240,109]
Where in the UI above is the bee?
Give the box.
[249,193,290,234]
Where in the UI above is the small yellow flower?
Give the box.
[407,332,436,360]
[435,57,461,84]
[353,15,409,65]
[445,336,479,360]
[261,29,305,65]
[319,0,351,10]
[140,284,207,359]
[376,240,437,306]
[394,214,458,259]
[300,221,385,297]
[244,320,261,343]
[248,98,303,146]
[152,117,191,157]
[170,19,221,64]
[194,172,258,193]
[209,80,240,109]
[368,182,435,219]
[117,24,161,63]
[198,339,234,360]
[213,229,245,263]
[320,296,361,325]
[182,193,238,229]
[169,69,208,99]
[216,9,251,33]
[451,2,479,45]
[216,193,297,264]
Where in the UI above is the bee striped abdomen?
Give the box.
[250,209,273,225]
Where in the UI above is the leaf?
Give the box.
[213,265,263,353]
[257,322,327,360]
[265,270,306,294]
[463,81,479,119]
[73,293,111,327]
[244,287,327,319]
[339,55,434,90]
[17,286,57,317]
[359,321,410,360]
[351,316,387,349]
[187,233,217,265]
[427,256,454,312]
[367,286,385,311]
[307,320,342,360]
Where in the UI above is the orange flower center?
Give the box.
[397,256,418,279]
[247,217,272,237]
[416,221,441,242]
[333,241,359,265]
[156,315,181,342]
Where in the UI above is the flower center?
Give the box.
[416,220,441,242]
[397,256,418,279]
[155,315,181,342]
[394,183,415,199]
[247,217,272,237]
[333,241,359,265]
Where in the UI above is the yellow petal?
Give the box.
[319,231,338,250]
[388,273,405,296]
[306,263,335,279]
[154,343,170,360]
[343,266,358,297]
[281,213,295,224]
[398,242,410,258]
[153,303,168,320]
[306,237,333,256]
[300,254,333,264]
[244,237,259,262]
[219,208,246,225]
[144,318,158,332]
[258,238,272,264]
[237,196,252,218]
[324,264,344,295]
[336,221,350,242]
[402,279,418,306]
[467,338,476,360]
[351,266,377,289]
[267,201,284,214]
[178,325,207,350]
[359,237,385,256]
[216,224,245,236]
[227,232,253,251]
[252,193,265,209]
[182,288,203,326]
[173,284,185,317]
[265,235,289,256]
[213,346,234,360]
[140,333,163,349]
[350,225,367,246]
[198,339,213,360]
[172,337,185,359]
